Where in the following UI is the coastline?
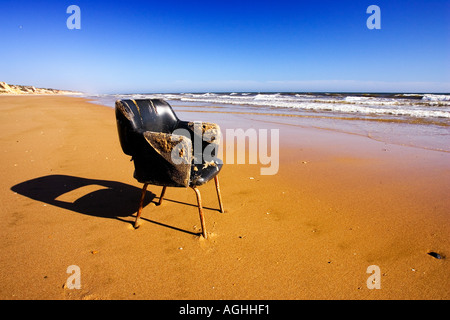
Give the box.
[86,92,450,153]
[0,95,448,299]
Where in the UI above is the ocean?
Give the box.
[84,92,450,152]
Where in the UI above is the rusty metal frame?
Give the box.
[191,186,207,238]
[158,186,167,205]
[214,175,224,213]
[134,182,148,228]
[133,176,225,239]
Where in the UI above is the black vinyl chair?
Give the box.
[115,99,224,238]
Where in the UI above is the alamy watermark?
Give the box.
[65,6,381,31]
[66,265,81,289]
[366,5,381,30]
[170,123,279,176]
[366,265,381,289]
[66,5,81,30]
[224,128,279,176]
[65,5,381,32]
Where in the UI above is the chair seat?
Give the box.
[190,158,223,187]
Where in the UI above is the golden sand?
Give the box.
[0,95,448,300]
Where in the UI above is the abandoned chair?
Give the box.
[115,98,224,238]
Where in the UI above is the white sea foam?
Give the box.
[158,93,450,119]
[86,92,450,120]
[344,96,371,102]
[422,94,450,101]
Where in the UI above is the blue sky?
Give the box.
[1,0,449,93]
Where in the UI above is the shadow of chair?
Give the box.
[11,174,155,219]
[11,174,203,236]
[115,99,225,238]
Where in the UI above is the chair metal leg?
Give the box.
[214,175,225,213]
[158,186,167,205]
[192,187,207,239]
[134,183,148,228]
[134,182,218,237]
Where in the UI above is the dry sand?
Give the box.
[0,95,448,300]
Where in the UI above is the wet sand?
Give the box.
[0,95,449,300]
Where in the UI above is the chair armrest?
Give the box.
[142,131,192,187]
[177,121,221,145]
[175,121,222,164]
[143,131,192,164]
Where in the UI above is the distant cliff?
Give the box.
[0,81,82,95]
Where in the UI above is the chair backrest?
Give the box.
[118,99,179,132]
[115,99,179,156]
[115,99,191,187]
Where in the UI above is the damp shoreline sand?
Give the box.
[0,95,449,300]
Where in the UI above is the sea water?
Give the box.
[85,92,450,152]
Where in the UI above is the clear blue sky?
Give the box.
[1,0,449,93]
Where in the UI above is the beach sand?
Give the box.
[0,95,448,300]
